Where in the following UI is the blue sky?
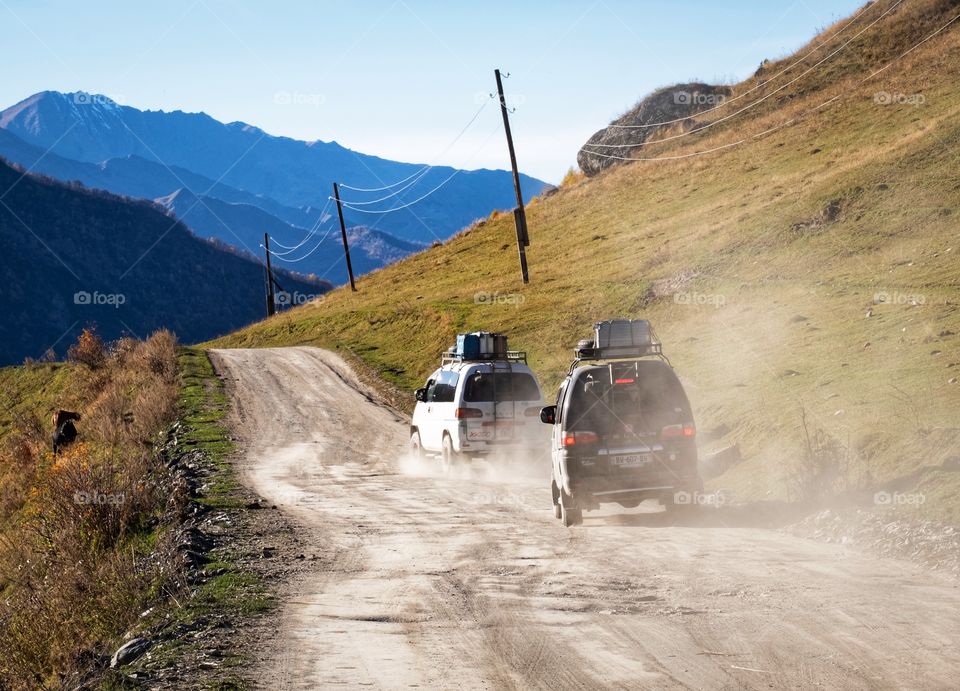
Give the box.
[1,0,864,183]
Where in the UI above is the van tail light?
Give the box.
[455,408,484,419]
[524,407,541,417]
[660,423,696,441]
[563,431,600,446]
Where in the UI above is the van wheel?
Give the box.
[409,430,424,463]
[560,492,582,527]
[441,434,458,475]
[551,481,562,519]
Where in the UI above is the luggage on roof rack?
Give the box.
[445,331,524,364]
[573,319,665,362]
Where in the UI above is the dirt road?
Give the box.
[210,347,959,690]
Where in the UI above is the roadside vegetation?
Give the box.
[211,0,960,523]
[0,329,181,688]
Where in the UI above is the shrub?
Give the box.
[67,328,106,370]
[0,330,182,687]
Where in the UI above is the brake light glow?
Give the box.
[614,378,635,384]
[660,423,696,440]
[455,408,484,419]
[563,431,600,446]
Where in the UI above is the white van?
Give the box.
[410,342,547,472]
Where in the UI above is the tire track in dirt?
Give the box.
[211,347,960,690]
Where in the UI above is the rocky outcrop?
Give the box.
[577,82,733,176]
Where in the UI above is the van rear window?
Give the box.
[463,372,540,402]
[566,361,690,434]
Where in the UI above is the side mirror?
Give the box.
[539,406,556,425]
[415,388,427,403]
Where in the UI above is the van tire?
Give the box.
[560,491,582,527]
[551,481,562,519]
[441,434,458,475]
[410,430,424,462]
[561,503,582,527]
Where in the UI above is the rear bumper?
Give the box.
[559,447,701,508]
[568,475,702,510]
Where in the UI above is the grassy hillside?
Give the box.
[211,0,960,522]
[0,331,181,687]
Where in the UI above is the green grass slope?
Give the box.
[211,0,960,522]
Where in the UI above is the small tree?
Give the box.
[67,328,106,370]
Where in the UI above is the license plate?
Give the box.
[610,453,651,468]
[467,428,493,440]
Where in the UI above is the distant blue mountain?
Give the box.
[153,188,425,281]
[0,91,550,244]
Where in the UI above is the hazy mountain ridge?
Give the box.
[0,157,329,364]
[0,91,550,243]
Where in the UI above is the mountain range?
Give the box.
[0,91,550,281]
[0,158,328,365]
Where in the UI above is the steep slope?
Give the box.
[0,92,550,242]
[0,158,328,364]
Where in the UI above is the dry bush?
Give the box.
[786,407,857,503]
[560,166,585,187]
[0,329,182,687]
[67,328,106,370]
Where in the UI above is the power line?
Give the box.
[340,166,432,205]
[579,7,960,164]
[581,0,903,150]
[337,121,503,214]
[605,0,877,130]
[265,221,339,263]
[269,198,332,253]
[338,97,493,196]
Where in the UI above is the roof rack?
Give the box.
[568,319,670,374]
[442,350,527,366]
[567,346,670,374]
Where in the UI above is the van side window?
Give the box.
[432,370,460,403]
[555,382,568,424]
[425,378,438,402]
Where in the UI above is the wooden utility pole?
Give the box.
[263,232,276,316]
[495,68,529,284]
[332,182,357,292]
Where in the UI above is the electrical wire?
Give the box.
[338,165,433,205]
[264,221,339,264]
[605,0,877,130]
[581,0,903,150]
[337,97,493,195]
[579,7,960,164]
[268,199,333,256]
[338,120,503,214]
